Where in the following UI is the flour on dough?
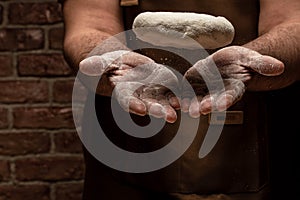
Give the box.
[133,12,235,49]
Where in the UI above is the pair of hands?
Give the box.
[79,46,284,123]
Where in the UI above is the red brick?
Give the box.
[53,79,74,103]
[0,107,8,129]
[0,159,10,182]
[17,54,73,76]
[13,107,75,129]
[0,184,50,200]
[15,156,85,181]
[0,55,13,76]
[49,27,64,50]
[0,132,50,156]
[8,2,62,25]
[54,131,83,153]
[55,182,83,200]
[0,80,49,103]
[0,28,44,51]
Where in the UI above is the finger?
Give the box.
[118,51,154,67]
[141,94,178,123]
[111,62,168,83]
[214,80,245,111]
[199,79,245,114]
[250,55,285,76]
[199,96,213,115]
[114,83,147,116]
[164,105,178,123]
[180,88,196,113]
[79,55,108,76]
[78,56,118,95]
[128,98,147,116]
[157,97,178,123]
[145,100,166,119]
[200,79,245,114]
[181,98,191,113]
[166,91,180,110]
[111,65,132,76]
[212,46,284,76]
[214,93,235,112]
[79,51,130,76]
[116,93,147,116]
[79,51,154,77]
[189,96,203,118]
[217,64,252,82]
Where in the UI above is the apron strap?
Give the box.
[120,0,140,30]
[120,0,139,6]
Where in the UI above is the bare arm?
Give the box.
[62,0,125,70]
[182,0,299,116]
[61,0,180,123]
[243,0,300,90]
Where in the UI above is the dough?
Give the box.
[132,12,235,49]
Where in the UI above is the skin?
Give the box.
[62,0,300,123]
[79,51,180,123]
[182,46,285,117]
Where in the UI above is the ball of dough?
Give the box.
[132,12,235,49]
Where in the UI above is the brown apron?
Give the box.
[82,0,270,199]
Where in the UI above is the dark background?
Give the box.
[0,0,298,199]
[267,82,299,199]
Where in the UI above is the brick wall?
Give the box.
[0,0,84,199]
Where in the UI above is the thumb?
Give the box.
[247,54,285,76]
[79,51,155,76]
[212,46,284,76]
[79,50,131,76]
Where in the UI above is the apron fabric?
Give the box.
[81,0,271,199]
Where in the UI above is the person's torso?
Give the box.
[89,0,270,197]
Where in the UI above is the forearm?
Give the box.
[243,21,300,90]
[63,29,127,71]
[63,30,107,71]
[61,0,125,71]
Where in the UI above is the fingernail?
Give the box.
[181,98,190,113]
[129,100,147,116]
[148,103,165,118]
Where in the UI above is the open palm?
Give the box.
[183,46,284,118]
[79,51,180,123]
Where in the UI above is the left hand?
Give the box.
[182,46,284,118]
[79,51,180,123]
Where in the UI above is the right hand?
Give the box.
[182,46,284,118]
[79,50,180,123]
